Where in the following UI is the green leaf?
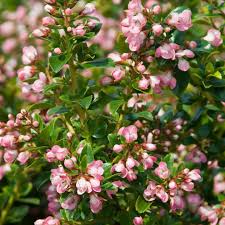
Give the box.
[47,105,68,115]
[81,143,94,163]
[6,206,29,223]
[18,198,40,205]
[108,133,118,146]
[173,70,190,95]
[79,95,93,109]
[81,58,115,69]
[49,53,72,73]
[109,99,124,116]
[80,155,87,172]
[135,196,151,213]
[29,102,54,111]
[132,111,153,121]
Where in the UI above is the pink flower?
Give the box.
[0,164,11,180]
[22,46,37,65]
[141,153,157,170]
[144,181,169,203]
[61,195,79,210]
[46,145,69,162]
[138,77,150,90]
[32,73,47,93]
[133,216,143,225]
[143,181,157,201]
[199,206,218,225]
[76,177,91,195]
[178,59,190,71]
[4,150,18,164]
[17,151,31,165]
[154,162,170,179]
[118,125,138,143]
[0,134,15,148]
[155,43,176,60]
[72,25,86,36]
[142,143,157,151]
[168,9,192,31]
[82,3,95,15]
[35,217,60,225]
[90,178,101,193]
[219,218,225,225]
[214,173,225,194]
[155,186,169,203]
[170,195,185,211]
[111,161,128,178]
[126,156,139,170]
[89,194,103,213]
[113,144,124,153]
[87,160,104,180]
[64,157,76,169]
[112,67,125,82]
[42,17,56,26]
[126,32,146,52]
[203,29,223,47]
[17,66,35,81]
[50,167,71,194]
[32,27,50,38]
[152,24,163,36]
[187,169,201,181]
[54,48,62,55]
[128,0,143,13]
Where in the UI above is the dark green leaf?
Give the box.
[49,53,72,73]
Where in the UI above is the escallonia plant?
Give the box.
[0,0,224,225]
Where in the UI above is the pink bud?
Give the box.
[17,151,31,165]
[89,194,102,214]
[65,8,72,16]
[61,195,79,210]
[154,162,170,179]
[42,17,55,26]
[54,48,62,54]
[152,5,161,14]
[118,125,138,143]
[152,24,163,36]
[112,67,125,82]
[4,150,18,163]
[82,3,96,15]
[113,144,124,153]
[138,77,149,90]
[133,216,143,225]
[178,59,190,71]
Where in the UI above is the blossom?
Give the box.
[133,216,143,225]
[154,162,170,179]
[87,160,104,180]
[89,194,103,213]
[118,125,138,143]
[167,9,192,31]
[155,43,176,60]
[178,59,190,71]
[17,151,31,165]
[61,195,79,210]
[50,167,71,194]
[203,29,223,47]
[22,46,38,65]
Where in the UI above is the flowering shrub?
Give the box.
[0,0,225,225]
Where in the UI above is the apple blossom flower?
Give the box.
[167,9,192,31]
[203,29,223,47]
[154,162,170,179]
[118,125,138,143]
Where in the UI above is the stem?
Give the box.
[0,183,18,225]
